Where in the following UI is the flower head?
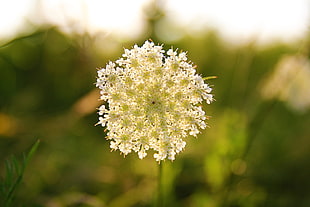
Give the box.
[96,40,213,161]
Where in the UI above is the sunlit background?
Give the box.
[0,0,309,206]
[0,0,309,42]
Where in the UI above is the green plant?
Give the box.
[0,140,40,207]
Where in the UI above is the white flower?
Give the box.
[96,40,213,161]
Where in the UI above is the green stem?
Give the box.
[157,162,163,207]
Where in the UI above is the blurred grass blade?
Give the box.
[2,139,40,207]
[24,139,40,166]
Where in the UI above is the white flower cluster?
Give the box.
[96,41,213,161]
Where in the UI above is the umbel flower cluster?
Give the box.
[96,41,213,161]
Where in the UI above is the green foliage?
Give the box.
[0,25,309,207]
[0,140,40,207]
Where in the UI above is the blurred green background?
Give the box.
[0,1,309,207]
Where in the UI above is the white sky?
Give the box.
[0,0,309,43]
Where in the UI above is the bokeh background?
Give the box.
[0,0,309,206]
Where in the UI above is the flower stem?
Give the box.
[157,162,163,207]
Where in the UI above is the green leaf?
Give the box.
[0,139,40,207]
